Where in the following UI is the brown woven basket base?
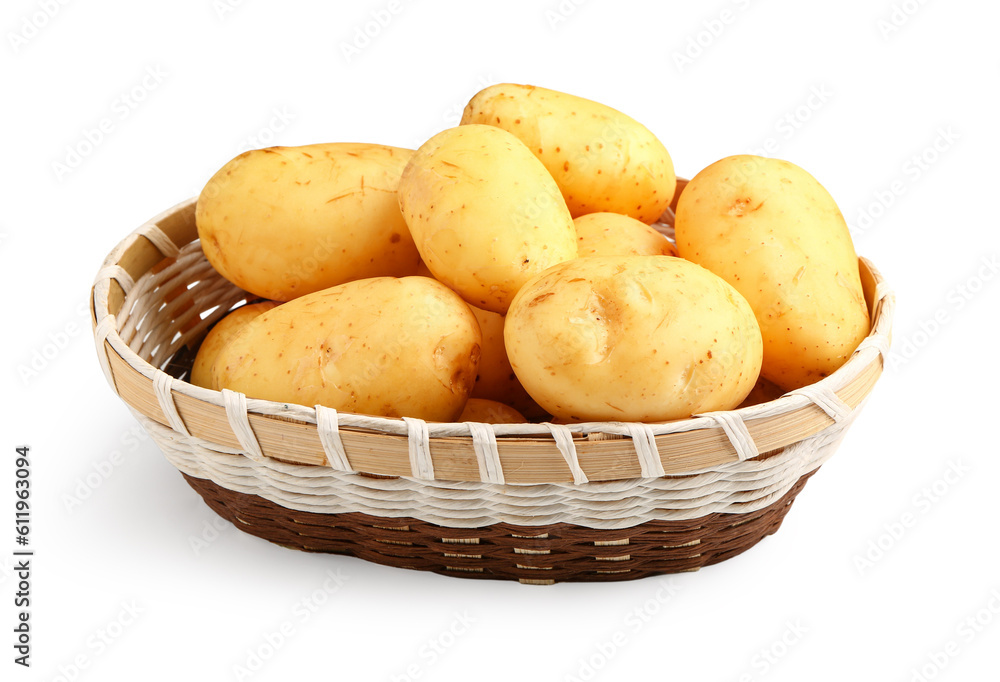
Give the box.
[183,470,816,584]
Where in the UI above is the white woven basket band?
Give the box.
[402,417,435,480]
[466,421,505,484]
[95,265,135,296]
[93,314,117,387]
[623,422,665,478]
[790,383,852,422]
[152,371,190,436]
[221,389,265,462]
[874,281,892,305]
[856,333,891,360]
[139,223,181,259]
[699,411,759,461]
[93,206,894,533]
[147,406,848,528]
[315,406,354,472]
[545,423,588,484]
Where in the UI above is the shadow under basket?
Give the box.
[91,198,894,584]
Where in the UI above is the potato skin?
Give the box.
[737,376,785,408]
[197,143,420,301]
[413,264,547,418]
[574,212,677,257]
[190,301,278,389]
[669,178,689,213]
[213,277,481,421]
[467,305,547,419]
[398,124,577,314]
[461,84,675,223]
[675,155,869,390]
[505,256,762,422]
[415,260,435,278]
[458,399,527,424]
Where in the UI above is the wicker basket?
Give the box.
[91,197,894,584]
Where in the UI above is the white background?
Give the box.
[3,0,1000,680]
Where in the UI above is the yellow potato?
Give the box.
[737,377,786,408]
[398,124,577,314]
[197,143,420,301]
[574,212,677,257]
[415,260,435,278]
[505,256,762,422]
[468,305,547,419]
[213,277,481,421]
[669,178,689,213]
[190,301,278,389]
[457,399,527,424]
[411,265,545,418]
[675,155,869,390]
[461,84,675,223]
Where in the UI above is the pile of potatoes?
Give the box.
[191,84,869,425]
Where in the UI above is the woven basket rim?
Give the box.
[90,196,895,484]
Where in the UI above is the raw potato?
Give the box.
[413,264,546,418]
[190,301,277,389]
[197,143,420,301]
[398,124,577,314]
[468,305,547,419]
[505,256,763,422]
[737,376,785,408]
[415,260,435,278]
[213,277,482,421]
[675,155,869,390]
[461,84,676,223]
[669,178,689,213]
[574,212,678,257]
[458,399,527,424]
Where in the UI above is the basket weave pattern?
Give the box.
[184,471,816,583]
[91,199,893,583]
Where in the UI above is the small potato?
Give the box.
[398,124,577,314]
[505,256,762,422]
[461,84,676,223]
[415,260,435,278]
[737,377,786,408]
[197,143,420,301]
[410,265,545,418]
[190,301,277,389]
[675,155,869,390]
[458,399,527,424]
[468,305,547,419]
[669,178,689,213]
[213,277,481,421]
[574,212,677,258]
